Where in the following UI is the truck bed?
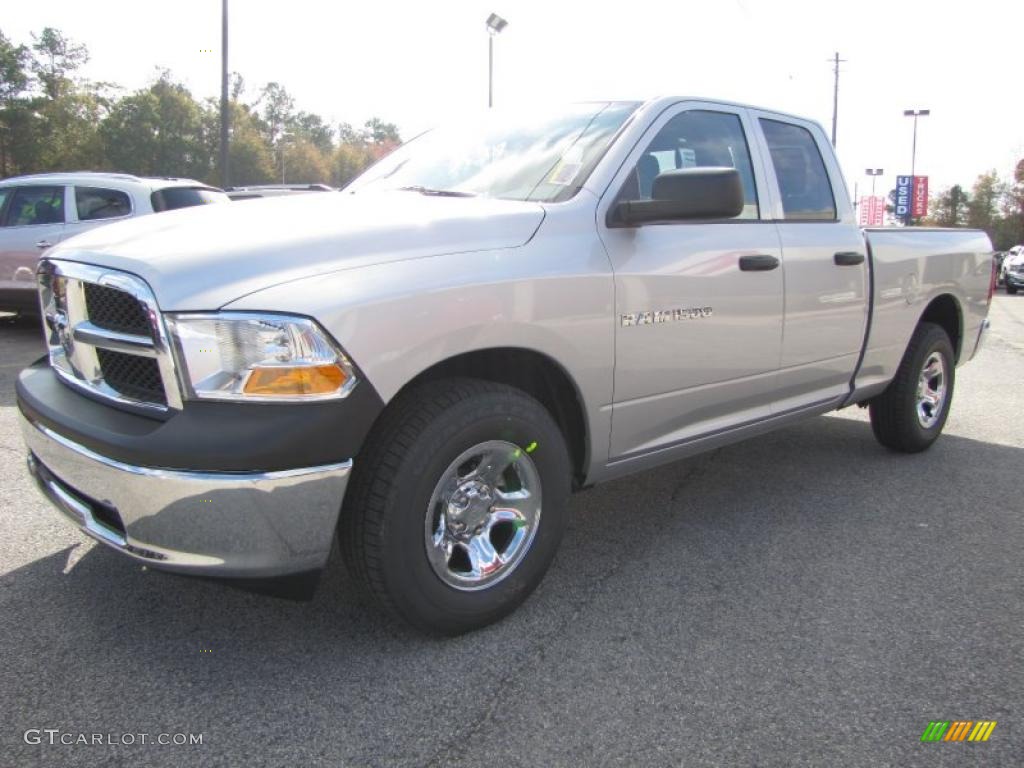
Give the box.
[854,227,992,399]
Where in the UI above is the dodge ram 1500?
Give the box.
[17,98,995,633]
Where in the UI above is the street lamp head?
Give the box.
[903,109,930,117]
[865,168,883,176]
[486,13,508,34]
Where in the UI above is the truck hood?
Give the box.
[49,191,546,310]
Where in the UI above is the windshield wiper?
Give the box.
[397,185,476,198]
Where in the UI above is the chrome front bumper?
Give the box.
[21,413,351,578]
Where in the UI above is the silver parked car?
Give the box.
[0,172,228,314]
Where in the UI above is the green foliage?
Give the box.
[925,185,969,228]
[30,27,88,100]
[966,171,1004,232]
[0,29,32,176]
[102,73,210,179]
[922,167,1023,250]
[0,27,401,189]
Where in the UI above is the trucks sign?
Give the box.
[912,176,929,218]
[896,175,929,221]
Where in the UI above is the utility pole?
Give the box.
[828,52,845,146]
[219,0,230,188]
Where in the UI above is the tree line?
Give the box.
[0,27,400,188]
[920,164,1024,250]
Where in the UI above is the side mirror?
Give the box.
[612,167,744,226]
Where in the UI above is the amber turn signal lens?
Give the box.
[243,364,346,396]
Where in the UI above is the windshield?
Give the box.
[346,102,639,203]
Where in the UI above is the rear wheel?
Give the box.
[1008,284,1019,295]
[869,322,955,453]
[339,378,571,634]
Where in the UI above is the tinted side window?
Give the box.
[151,187,228,212]
[4,186,65,226]
[760,119,836,221]
[618,110,759,219]
[0,188,11,223]
[76,186,132,221]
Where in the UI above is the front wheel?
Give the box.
[1007,284,1019,295]
[339,378,571,634]
[869,322,955,453]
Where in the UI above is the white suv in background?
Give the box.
[1003,245,1024,294]
[0,172,228,314]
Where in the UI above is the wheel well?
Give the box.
[919,294,962,361]
[402,348,589,486]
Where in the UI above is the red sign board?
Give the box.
[858,196,885,226]
[912,176,929,218]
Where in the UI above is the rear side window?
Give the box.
[760,119,837,221]
[3,186,65,226]
[151,187,229,212]
[76,186,131,221]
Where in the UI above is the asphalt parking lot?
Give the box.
[0,296,1021,767]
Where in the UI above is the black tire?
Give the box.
[1008,284,1019,295]
[339,377,571,635]
[869,322,955,453]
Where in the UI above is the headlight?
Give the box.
[166,312,356,401]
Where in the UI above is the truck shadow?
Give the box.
[1,413,1020,760]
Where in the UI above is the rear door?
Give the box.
[0,185,67,294]
[597,103,785,460]
[750,113,869,412]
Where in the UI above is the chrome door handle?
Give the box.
[36,240,53,249]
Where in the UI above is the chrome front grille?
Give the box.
[95,349,168,405]
[83,282,153,336]
[38,259,182,414]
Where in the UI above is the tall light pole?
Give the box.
[903,108,929,224]
[486,13,508,108]
[865,168,883,197]
[219,0,230,188]
[828,52,845,146]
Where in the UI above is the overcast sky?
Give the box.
[6,0,1023,198]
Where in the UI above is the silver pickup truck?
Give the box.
[17,98,994,634]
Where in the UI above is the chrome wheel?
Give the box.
[424,440,542,591]
[915,351,947,429]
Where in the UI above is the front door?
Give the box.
[0,185,68,297]
[597,105,785,460]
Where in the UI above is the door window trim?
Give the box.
[597,101,775,229]
[71,185,135,223]
[0,185,68,229]
[747,110,852,224]
[0,187,13,226]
